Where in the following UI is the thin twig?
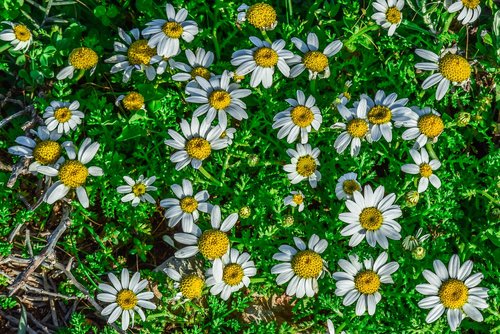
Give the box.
[0,108,31,129]
[0,309,38,334]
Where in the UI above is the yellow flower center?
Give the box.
[122,92,145,111]
[197,229,229,260]
[162,21,184,39]
[346,118,369,138]
[13,25,31,42]
[291,250,323,278]
[54,107,72,123]
[116,289,138,311]
[185,137,212,161]
[179,274,204,299]
[33,141,61,165]
[354,270,381,295]
[343,180,361,195]
[191,66,211,80]
[417,114,444,139]
[461,0,480,9]
[222,263,245,286]
[419,163,433,178]
[132,183,146,196]
[292,194,304,205]
[359,207,383,231]
[386,7,402,24]
[220,131,227,139]
[253,47,279,67]
[232,73,245,82]
[291,105,314,127]
[180,196,198,213]
[246,3,277,29]
[127,40,156,66]
[58,160,88,188]
[439,279,469,309]
[302,51,328,73]
[438,54,471,83]
[209,90,232,110]
[296,155,317,177]
[368,105,392,125]
[68,47,98,70]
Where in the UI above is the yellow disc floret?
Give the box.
[162,21,184,39]
[185,138,212,161]
[302,51,328,73]
[291,105,314,127]
[355,270,381,295]
[343,180,361,195]
[191,66,211,80]
[438,54,471,83]
[179,274,204,299]
[209,90,232,110]
[13,25,31,42]
[246,3,277,30]
[419,163,433,178]
[197,229,229,260]
[127,40,156,66]
[253,47,279,67]
[54,107,72,123]
[292,194,304,205]
[132,183,146,196]
[180,196,198,213]
[359,207,383,231]
[33,141,61,165]
[58,160,88,188]
[69,47,98,70]
[439,279,469,309]
[296,155,317,177]
[461,0,480,9]
[291,250,323,278]
[116,289,138,310]
[417,114,444,139]
[122,92,145,111]
[368,105,392,124]
[222,263,244,286]
[346,118,369,138]
[386,7,402,24]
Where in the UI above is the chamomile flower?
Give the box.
[164,267,205,300]
[57,47,99,80]
[334,80,352,107]
[415,47,472,100]
[105,28,161,83]
[333,252,399,316]
[272,90,322,144]
[172,48,214,82]
[271,234,328,298]
[43,100,84,134]
[402,227,430,251]
[397,106,444,149]
[157,54,177,75]
[371,0,404,36]
[335,172,362,200]
[283,143,321,188]
[289,32,343,80]
[160,179,213,232]
[8,126,63,173]
[220,126,237,145]
[0,21,32,52]
[97,268,156,331]
[332,98,371,157]
[326,319,345,334]
[116,175,157,207]
[185,70,252,124]
[38,138,103,208]
[206,248,257,300]
[284,191,305,212]
[401,148,442,193]
[339,185,402,249]
[230,37,294,88]
[237,3,278,30]
[142,3,198,57]
[416,254,489,331]
[116,92,145,111]
[447,0,481,25]
[174,205,237,260]
[164,116,228,170]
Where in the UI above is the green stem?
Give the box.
[198,165,222,186]
[310,79,317,95]
[443,13,456,33]
[250,277,266,283]
[74,69,86,81]
[344,24,379,48]
[481,191,500,206]
[425,142,438,160]
[261,30,272,44]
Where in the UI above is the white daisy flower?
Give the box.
[447,0,481,25]
[326,319,346,334]
[397,106,444,149]
[220,126,236,145]
[206,248,257,300]
[37,138,103,208]
[185,70,252,125]
[0,21,32,52]
[231,37,294,88]
[416,254,489,331]
[289,32,343,80]
[97,268,156,331]
[402,227,430,251]
[164,267,205,300]
[116,175,157,207]
[116,92,146,112]
[332,98,371,157]
[401,148,442,193]
[284,190,305,212]
[174,205,237,260]
[371,0,404,36]
[156,54,178,75]
[172,48,214,82]
[57,47,99,80]
[333,252,399,316]
[43,100,84,134]
[237,3,278,30]
[334,80,352,107]
[272,90,322,144]
[142,3,198,57]
[339,185,402,249]
[271,234,328,298]
[105,28,161,83]
[335,172,362,200]
[8,126,63,173]
[415,47,472,100]
[160,179,213,232]
[283,143,321,188]
[164,116,229,170]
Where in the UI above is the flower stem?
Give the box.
[443,13,456,33]
[74,69,86,81]
[261,30,272,44]
[198,165,223,187]
[425,142,438,160]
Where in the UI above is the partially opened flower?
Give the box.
[97,268,156,331]
[237,3,278,30]
[43,100,84,134]
[332,98,371,157]
[283,143,321,188]
[0,21,32,52]
[397,106,444,149]
[401,148,442,193]
[116,175,157,207]
[335,172,361,200]
[164,267,205,300]
[284,190,305,212]
[57,47,99,80]
[172,48,214,82]
[371,0,404,36]
[402,227,430,251]
[116,92,146,112]
[447,0,481,25]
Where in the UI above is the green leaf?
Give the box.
[17,303,27,334]
[117,124,144,141]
